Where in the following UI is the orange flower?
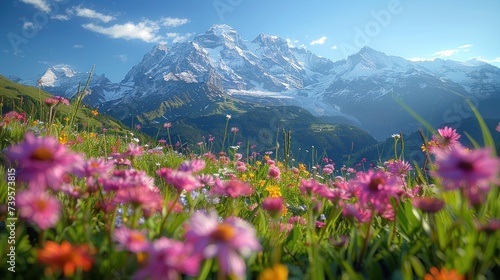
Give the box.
[91,109,99,116]
[258,263,288,280]
[424,267,464,280]
[37,241,94,277]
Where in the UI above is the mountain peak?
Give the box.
[194,24,243,49]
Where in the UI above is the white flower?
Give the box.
[391,133,401,139]
[226,114,231,119]
[132,138,140,143]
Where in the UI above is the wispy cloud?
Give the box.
[458,44,473,49]
[82,21,161,43]
[286,38,299,48]
[477,57,500,64]
[160,17,189,27]
[22,21,35,30]
[20,0,51,13]
[331,45,338,50]
[433,49,459,57]
[407,57,435,62]
[166,32,194,43]
[113,54,128,62]
[73,44,84,48]
[310,36,327,46]
[72,6,115,23]
[51,14,70,21]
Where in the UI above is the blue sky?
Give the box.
[1,0,499,82]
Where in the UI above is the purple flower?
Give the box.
[157,168,203,192]
[114,227,150,253]
[5,133,83,190]
[185,211,261,279]
[433,146,500,191]
[210,178,253,198]
[135,237,201,280]
[16,190,61,230]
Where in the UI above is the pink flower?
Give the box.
[496,122,500,132]
[433,146,500,191]
[135,237,201,280]
[101,169,155,192]
[178,159,206,172]
[262,197,284,218]
[114,227,150,253]
[356,170,402,214]
[210,178,253,198]
[298,179,325,196]
[185,211,261,279]
[342,203,372,223]
[112,186,163,216]
[429,126,461,152]
[5,133,83,190]
[268,165,281,179]
[44,96,70,107]
[125,143,143,157]
[2,111,27,124]
[16,191,61,230]
[412,197,445,213]
[157,168,203,192]
[163,122,172,129]
[385,159,412,177]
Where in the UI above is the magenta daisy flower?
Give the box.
[430,126,461,152]
[157,168,203,192]
[433,146,500,190]
[185,211,262,279]
[178,159,206,172]
[135,237,201,280]
[5,133,83,190]
[113,227,150,253]
[16,190,61,230]
[209,178,253,198]
[267,165,281,179]
[112,186,163,217]
[355,169,403,214]
[262,197,284,218]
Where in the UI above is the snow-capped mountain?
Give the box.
[20,24,500,140]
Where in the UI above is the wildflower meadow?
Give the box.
[1,91,500,280]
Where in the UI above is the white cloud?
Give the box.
[310,36,327,46]
[286,38,299,48]
[331,45,338,50]
[51,14,70,21]
[160,17,189,27]
[166,32,194,43]
[113,54,128,62]
[433,49,459,57]
[82,21,161,43]
[477,57,500,64]
[22,21,35,30]
[72,6,115,23]
[73,44,84,48]
[20,0,51,13]
[458,44,473,49]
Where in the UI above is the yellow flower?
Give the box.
[249,173,255,179]
[33,120,39,125]
[277,161,284,168]
[259,180,266,187]
[263,155,270,161]
[58,131,67,145]
[256,161,262,166]
[240,174,247,181]
[258,264,288,280]
[91,110,99,117]
[89,132,97,138]
[64,117,70,122]
[298,163,306,171]
[266,185,282,197]
[281,204,288,216]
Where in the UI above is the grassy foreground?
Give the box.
[1,94,500,280]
